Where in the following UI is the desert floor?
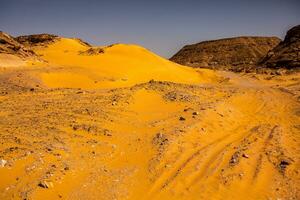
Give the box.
[0,39,299,200]
[1,67,299,200]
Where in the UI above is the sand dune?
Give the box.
[31,38,217,88]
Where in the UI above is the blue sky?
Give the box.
[1,0,299,57]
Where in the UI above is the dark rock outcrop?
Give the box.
[0,31,36,57]
[78,47,104,56]
[170,36,281,72]
[16,34,59,46]
[261,25,300,69]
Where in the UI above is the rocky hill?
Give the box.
[261,25,300,69]
[170,36,281,72]
[0,31,36,57]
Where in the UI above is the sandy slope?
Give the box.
[32,38,216,88]
[0,54,27,68]
[0,38,299,200]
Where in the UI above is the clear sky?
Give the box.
[1,0,299,58]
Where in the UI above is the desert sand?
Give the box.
[0,36,299,200]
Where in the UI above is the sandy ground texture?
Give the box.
[0,38,300,200]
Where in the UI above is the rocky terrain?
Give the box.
[0,32,299,200]
[261,25,300,69]
[0,32,36,58]
[170,36,280,72]
[16,34,59,47]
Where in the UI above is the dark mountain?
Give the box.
[261,25,300,69]
[170,36,281,72]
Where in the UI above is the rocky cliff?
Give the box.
[261,25,300,69]
[170,36,281,72]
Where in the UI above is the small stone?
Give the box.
[72,125,78,131]
[229,153,239,165]
[192,112,199,116]
[0,159,7,167]
[230,158,237,164]
[242,153,249,158]
[279,160,290,171]
[179,117,186,121]
[38,180,54,189]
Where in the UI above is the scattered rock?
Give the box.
[152,133,168,146]
[72,124,98,133]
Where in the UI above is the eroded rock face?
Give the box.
[170,37,281,72]
[261,25,300,69]
[0,31,36,57]
[16,34,59,46]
